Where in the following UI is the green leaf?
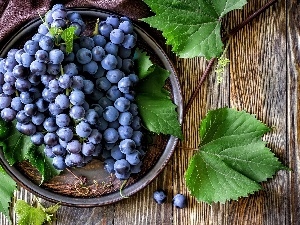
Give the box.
[134,48,155,79]
[0,121,60,182]
[61,26,77,54]
[0,120,9,139]
[15,200,47,225]
[0,165,17,221]
[142,0,247,58]
[185,108,286,203]
[135,50,182,138]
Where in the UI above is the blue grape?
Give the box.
[103,106,119,122]
[20,53,34,67]
[76,121,92,138]
[43,117,58,132]
[67,12,82,22]
[121,58,134,73]
[64,63,78,76]
[172,194,187,209]
[0,95,11,109]
[98,21,113,37]
[51,19,67,29]
[106,15,120,28]
[16,110,30,123]
[91,104,103,116]
[153,189,167,204]
[114,159,130,175]
[82,142,95,156]
[118,46,131,58]
[119,139,136,154]
[117,77,132,94]
[20,91,33,104]
[52,155,67,170]
[69,90,85,105]
[44,132,58,146]
[76,48,92,64]
[91,46,105,61]
[69,105,85,120]
[52,9,67,20]
[132,130,143,146]
[87,129,102,144]
[47,63,61,75]
[128,73,139,84]
[103,127,119,143]
[122,34,136,49]
[39,36,54,51]
[55,94,70,109]
[104,42,118,55]
[14,49,25,64]
[52,144,66,156]
[1,108,16,122]
[42,88,58,102]
[30,60,46,75]
[96,77,111,91]
[118,112,133,126]
[106,85,122,101]
[83,60,98,74]
[4,57,17,72]
[71,76,84,90]
[126,150,141,165]
[129,103,138,116]
[101,54,117,70]
[24,103,37,116]
[93,64,105,78]
[36,98,48,112]
[49,103,63,116]
[118,20,133,34]
[32,112,45,125]
[131,161,142,174]
[49,79,62,93]
[35,49,49,63]
[114,97,130,112]
[2,83,15,95]
[56,113,70,127]
[104,158,116,173]
[131,116,141,130]
[82,79,94,94]
[58,74,72,89]
[24,40,39,55]
[106,69,124,83]
[11,97,24,111]
[31,132,44,145]
[4,72,16,85]
[57,127,73,142]
[110,29,125,45]
[12,65,28,79]
[65,153,84,167]
[31,33,44,42]
[98,97,113,108]
[92,35,106,47]
[118,125,133,139]
[66,140,82,154]
[28,74,41,86]
[49,49,64,64]
[79,36,95,50]
[85,109,99,125]
[15,78,31,92]
[111,145,125,160]
[38,23,49,35]
[44,146,55,158]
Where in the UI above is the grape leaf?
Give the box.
[134,48,155,79]
[185,108,286,203]
[0,121,60,183]
[61,26,77,54]
[0,165,17,222]
[142,0,247,59]
[135,50,182,139]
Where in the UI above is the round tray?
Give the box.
[0,8,183,207]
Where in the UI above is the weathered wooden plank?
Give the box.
[287,0,300,224]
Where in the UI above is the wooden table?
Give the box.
[1,0,299,224]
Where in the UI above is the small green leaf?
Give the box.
[185,108,286,203]
[0,121,60,182]
[0,165,17,222]
[15,200,47,225]
[134,48,155,79]
[49,27,62,36]
[134,49,182,138]
[142,0,247,58]
[61,26,77,54]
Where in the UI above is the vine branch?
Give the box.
[184,0,278,116]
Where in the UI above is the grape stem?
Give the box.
[119,179,129,198]
[184,0,278,116]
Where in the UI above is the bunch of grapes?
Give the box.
[0,4,144,180]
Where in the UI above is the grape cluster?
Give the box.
[0,4,143,179]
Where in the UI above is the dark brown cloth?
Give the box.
[0,0,151,44]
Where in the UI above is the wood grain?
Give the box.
[1,0,299,224]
